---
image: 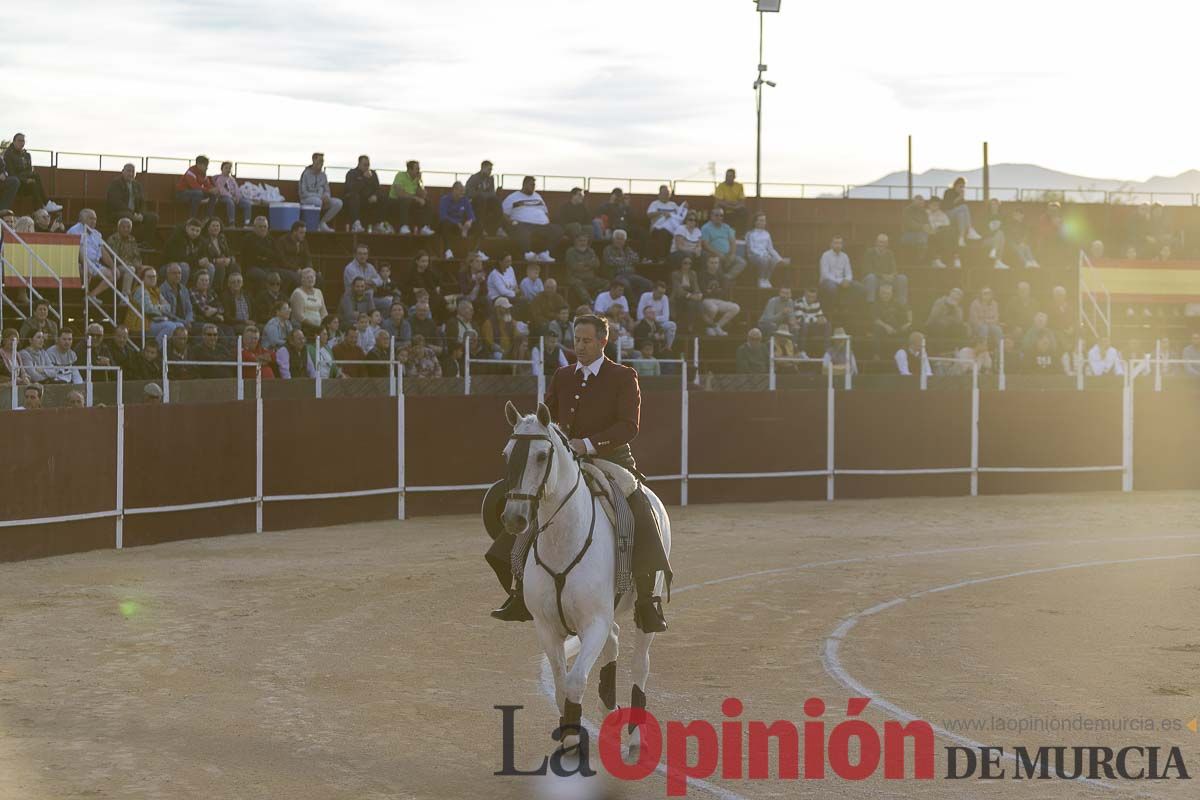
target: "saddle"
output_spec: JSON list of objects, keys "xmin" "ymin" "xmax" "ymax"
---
[{"xmin": 578, "ymin": 459, "xmax": 638, "ymax": 528}]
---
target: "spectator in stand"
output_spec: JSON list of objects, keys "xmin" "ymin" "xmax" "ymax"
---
[
  {"xmin": 529, "ymin": 277, "xmax": 568, "ymax": 335},
  {"xmin": 3, "ymin": 134, "xmax": 62, "ymax": 213},
  {"xmin": 126, "ymin": 340, "xmax": 162, "ymax": 382},
  {"xmin": 105, "ymin": 163, "xmax": 159, "ymax": 238},
  {"xmin": 176, "ymin": 155, "xmax": 217, "ymax": 219},
  {"xmin": 968, "ymin": 286, "xmax": 1003, "ymax": 347},
  {"xmin": 564, "ymin": 232, "xmax": 607, "ymax": 307},
  {"xmin": 405, "ymin": 250, "xmax": 451, "ymax": 314},
  {"xmin": 714, "ymin": 168, "xmax": 748, "ymax": 233},
  {"xmin": 277, "ymin": 328, "xmax": 316, "ymax": 379},
  {"xmin": 438, "ymin": 180, "xmax": 476, "ymax": 259},
  {"xmin": 632, "ymin": 304, "xmax": 670, "ymax": 356},
  {"xmin": 547, "ymin": 307, "xmax": 576, "ymax": 348},
  {"xmin": 159, "ymin": 262, "xmax": 195, "ymax": 332},
  {"xmin": 67, "ymin": 208, "xmax": 120, "ymax": 306},
  {"xmin": 69, "ymin": 393, "xmax": 90, "ymax": 412},
  {"xmin": 486, "ymin": 252, "xmax": 521, "ymax": 307},
  {"xmin": 375, "ymin": 262, "xmax": 401, "ymax": 307},
  {"xmin": 646, "ymin": 185, "xmax": 681, "ymax": 257},
  {"xmin": 106, "ymin": 216, "xmax": 143, "ymax": 283},
  {"xmin": 32, "ymin": 207, "xmax": 65, "ymax": 233},
  {"xmin": 1035, "ymin": 201, "xmax": 1069, "ymax": 265},
  {"xmin": 926, "ymin": 196, "xmax": 959, "ymax": 269},
  {"xmin": 382, "ymin": 301, "xmax": 412, "ymax": 344},
  {"xmin": 21, "ymin": 383, "xmax": 44, "ymax": 410},
  {"xmin": 339, "ymin": 276, "xmax": 375, "ymax": 329},
  {"xmin": 0, "ymin": 155, "xmax": 17, "ymax": 212},
  {"xmin": 537, "ymin": 330, "xmax": 572, "ymax": 372},
  {"xmin": 925, "ymin": 288, "xmax": 968, "ymax": 348},
  {"xmin": 75, "ymin": 323, "xmax": 109, "ymax": 379},
  {"xmin": 1087, "ymin": 336, "xmax": 1124, "ymax": 377},
  {"xmin": 701, "ymin": 207, "xmax": 746, "ymax": 282},
  {"xmin": 817, "ymin": 235, "xmax": 864, "ymax": 317},
  {"xmin": 895, "ymin": 331, "xmax": 932, "ymax": 377},
  {"xmin": 331, "ymin": 319, "xmax": 367, "ymax": 377},
  {"xmin": 409, "ymin": 301, "xmax": 442, "ymax": 355},
  {"xmin": 862, "ymin": 233, "xmax": 907, "ymax": 304},
  {"xmin": 871, "ymin": 282, "xmax": 911, "ymax": 359},
  {"xmin": 1023, "ymin": 333, "xmax": 1068, "ymax": 375},
  {"xmin": 795, "ymin": 286, "xmax": 829, "ymax": 358},
  {"xmin": 823, "ymin": 329, "xmax": 859, "ymax": 378},
  {"xmin": 253, "ymin": 272, "xmax": 286, "ymax": 325},
  {"xmin": 191, "ymin": 270, "xmax": 229, "ymax": 336},
  {"xmin": 699, "ymin": 255, "xmax": 740, "ymax": 336},
  {"xmin": 757, "ymin": 285, "xmax": 794, "ymax": 338},
  {"xmin": 520, "ymin": 262, "xmax": 544, "ymax": 302},
  {"xmin": 459, "ymin": 252, "xmax": 490, "ymax": 319},
  {"xmin": 503, "ymin": 176, "xmax": 563, "ymax": 262},
  {"xmin": 163, "ymin": 217, "xmax": 209, "ymax": 286},
  {"xmin": 555, "ymin": 187, "xmax": 595, "ymax": 241},
  {"xmin": 364, "ymin": 329, "xmax": 395, "ymax": 377},
  {"xmin": 1019, "ymin": 312, "xmax": 1059, "ymax": 357},
  {"xmin": 736, "ymin": 328, "xmax": 767, "ymax": 373},
  {"xmin": 594, "ymin": 281, "xmax": 629, "ymax": 317},
  {"xmin": 19, "ymin": 330, "xmax": 56, "ymax": 383},
  {"xmin": 1047, "ymin": 285, "xmax": 1074, "ymax": 340},
  {"xmin": 900, "ymin": 195, "xmax": 931, "ymax": 262},
  {"xmin": 389, "ymin": 159, "xmax": 434, "ymax": 236},
  {"xmin": 211, "ymin": 161, "xmax": 252, "ymax": 229},
  {"xmin": 127, "ymin": 267, "xmax": 182, "ymax": 343},
  {"xmin": 240, "ymin": 216, "xmax": 293, "ymax": 293},
  {"xmin": 407, "ymin": 334, "xmax": 443, "ymax": 378},
  {"xmin": 596, "ymin": 189, "xmax": 641, "ymax": 248},
  {"xmin": 298, "ymin": 152, "xmax": 342, "ymax": 233},
  {"xmin": 445, "ymin": 299, "xmax": 486, "ymax": 365},
  {"xmin": 12, "ymin": 214, "xmax": 33, "ymax": 233},
  {"xmin": 952, "ymin": 337, "xmax": 993, "ymax": 376},
  {"xmin": 1009, "ymin": 281, "xmax": 1037, "ymax": 340},
  {"xmin": 1181, "ymin": 332, "xmax": 1200, "ymax": 376},
  {"xmin": 290, "ymin": 267, "xmax": 327, "ymax": 335},
  {"xmin": 344, "ymin": 155, "xmax": 385, "ymax": 233},
  {"xmin": 670, "ymin": 256, "xmax": 705, "ymax": 336},
  {"xmin": 275, "ymin": 220, "xmax": 312, "ymax": 283},
  {"xmin": 164, "ymin": 325, "xmax": 195, "ymax": 380},
  {"xmin": 1, "ymin": 328, "xmax": 28, "ymax": 386},
  {"xmin": 635, "ymin": 281, "xmax": 676, "ymax": 349},
  {"xmin": 462, "ymin": 160, "xmax": 502, "ymax": 236},
  {"xmin": 628, "ymin": 339, "xmax": 661, "ymax": 376},
  {"xmin": 191, "ymin": 323, "xmax": 232, "ymax": 378},
  {"xmin": 237, "ymin": 325, "xmax": 275, "ymax": 379},
  {"xmin": 342, "ymin": 244, "xmax": 389, "ymax": 310},
  {"xmin": 200, "ymin": 217, "xmax": 238, "ymax": 289},
  {"xmin": 671, "ymin": 210, "xmax": 703, "ymax": 264},
  {"xmin": 1000, "ymin": 208, "xmax": 1040, "ymax": 269},
  {"xmin": 603, "ymin": 229, "xmax": 652, "ymax": 300},
  {"xmin": 19, "ymin": 299, "xmax": 59, "ymax": 342},
  {"xmin": 745, "ymin": 212, "xmax": 790, "ymax": 289},
  {"xmin": 943, "ymin": 177, "xmax": 982, "ymax": 246},
  {"xmin": 481, "ymin": 297, "xmax": 525, "ymax": 360},
  {"xmin": 222, "ymin": 272, "xmax": 252, "ymax": 334}
]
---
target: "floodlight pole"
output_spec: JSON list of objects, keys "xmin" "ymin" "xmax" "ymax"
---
[{"xmin": 755, "ymin": 10, "xmax": 764, "ymax": 207}]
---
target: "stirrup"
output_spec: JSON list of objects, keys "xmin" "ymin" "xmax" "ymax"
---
[
  {"xmin": 491, "ymin": 592, "xmax": 532, "ymax": 622},
  {"xmin": 635, "ymin": 596, "xmax": 668, "ymax": 633}
]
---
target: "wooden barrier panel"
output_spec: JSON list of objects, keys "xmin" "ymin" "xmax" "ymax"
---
[
  {"xmin": 1133, "ymin": 391, "xmax": 1200, "ymax": 491},
  {"xmin": 835, "ymin": 390, "xmax": 972, "ymax": 498},
  {"xmin": 979, "ymin": 390, "xmax": 1123, "ymax": 494}
]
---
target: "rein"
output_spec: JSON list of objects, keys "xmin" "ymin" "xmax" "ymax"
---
[{"xmin": 507, "ymin": 428, "xmax": 597, "ymax": 636}]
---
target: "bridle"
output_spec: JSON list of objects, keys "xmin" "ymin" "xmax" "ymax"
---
[{"xmin": 505, "ymin": 426, "xmax": 597, "ymax": 636}]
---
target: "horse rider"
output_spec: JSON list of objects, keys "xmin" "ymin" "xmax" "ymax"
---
[{"xmin": 483, "ymin": 313, "xmax": 671, "ymax": 633}]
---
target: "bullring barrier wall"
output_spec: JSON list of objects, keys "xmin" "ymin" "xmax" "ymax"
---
[{"xmin": 0, "ymin": 388, "xmax": 1193, "ymax": 563}]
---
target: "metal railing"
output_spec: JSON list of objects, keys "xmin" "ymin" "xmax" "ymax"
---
[
  {"xmin": 1078, "ymin": 249, "xmax": 1111, "ymax": 340},
  {"xmin": 88, "ymin": 237, "xmax": 146, "ymax": 344},
  {"xmin": 0, "ymin": 220, "xmax": 66, "ymax": 334}
]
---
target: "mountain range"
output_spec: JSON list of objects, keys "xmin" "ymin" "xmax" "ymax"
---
[{"xmin": 846, "ymin": 163, "xmax": 1200, "ymax": 202}]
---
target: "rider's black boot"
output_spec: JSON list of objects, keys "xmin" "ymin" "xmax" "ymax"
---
[
  {"xmin": 634, "ymin": 574, "xmax": 668, "ymax": 633},
  {"xmin": 491, "ymin": 579, "xmax": 533, "ymax": 622}
]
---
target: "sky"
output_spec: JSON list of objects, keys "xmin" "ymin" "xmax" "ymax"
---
[{"xmin": 5, "ymin": 0, "xmax": 1200, "ymax": 190}]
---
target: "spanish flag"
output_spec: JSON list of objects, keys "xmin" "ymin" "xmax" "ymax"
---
[{"xmin": 0, "ymin": 231, "xmax": 83, "ymax": 289}]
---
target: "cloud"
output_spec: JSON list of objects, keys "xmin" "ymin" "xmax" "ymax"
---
[{"xmin": 871, "ymin": 72, "xmax": 1059, "ymax": 111}]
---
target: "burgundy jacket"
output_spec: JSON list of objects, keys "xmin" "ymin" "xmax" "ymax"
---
[{"xmin": 545, "ymin": 356, "xmax": 640, "ymax": 454}]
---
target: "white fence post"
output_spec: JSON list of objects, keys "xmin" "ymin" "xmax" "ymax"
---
[
  {"xmin": 9, "ymin": 339, "xmax": 18, "ymax": 410},
  {"xmin": 535, "ymin": 336, "xmax": 545, "ymax": 405},
  {"xmin": 826, "ymin": 360, "xmax": 835, "ymax": 501},
  {"xmin": 970, "ymin": 362, "xmax": 980, "ymax": 497},
  {"xmin": 1122, "ymin": 368, "xmax": 1134, "ymax": 492},
  {"xmin": 255, "ymin": 366, "xmax": 264, "ymax": 533},
  {"xmin": 161, "ymin": 335, "xmax": 170, "ymax": 403},
  {"xmin": 1076, "ymin": 338, "xmax": 1084, "ymax": 391},
  {"xmin": 844, "ymin": 336, "xmax": 852, "ymax": 391},
  {"xmin": 85, "ymin": 337, "xmax": 94, "ymax": 407},
  {"xmin": 115, "ymin": 370, "xmax": 125, "ymax": 549},
  {"xmin": 1154, "ymin": 338, "xmax": 1162, "ymax": 392},
  {"xmin": 680, "ymin": 361, "xmax": 689, "ymax": 507},
  {"xmin": 768, "ymin": 335, "xmax": 776, "ymax": 391},
  {"xmin": 998, "ymin": 342, "xmax": 1006, "ymax": 391},
  {"xmin": 919, "ymin": 343, "xmax": 929, "ymax": 391},
  {"xmin": 236, "ymin": 335, "xmax": 245, "ymax": 401},
  {"xmin": 397, "ymin": 362, "xmax": 406, "ymax": 520},
  {"xmin": 388, "ymin": 335, "xmax": 396, "ymax": 397},
  {"xmin": 692, "ymin": 337, "xmax": 700, "ymax": 386},
  {"xmin": 464, "ymin": 338, "xmax": 472, "ymax": 396}
]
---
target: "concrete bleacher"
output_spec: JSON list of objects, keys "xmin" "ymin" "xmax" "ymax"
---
[{"xmin": 7, "ymin": 162, "xmax": 1200, "ymax": 373}]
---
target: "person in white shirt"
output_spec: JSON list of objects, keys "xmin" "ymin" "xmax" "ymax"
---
[
  {"xmin": 298, "ymin": 152, "xmax": 342, "ymax": 232},
  {"xmin": 594, "ymin": 281, "xmax": 630, "ymax": 317},
  {"xmin": 501, "ymin": 176, "xmax": 563, "ymax": 262},
  {"xmin": 1087, "ymin": 336, "xmax": 1125, "ymax": 376},
  {"xmin": 67, "ymin": 208, "xmax": 119, "ymax": 305},
  {"xmin": 636, "ymin": 280, "xmax": 676, "ymax": 349},
  {"xmin": 341, "ymin": 244, "xmax": 390, "ymax": 312},
  {"xmin": 486, "ymin": 253, "xmax": 521, "ymax": 308},
  {"xmin": 746, "ymin": 212, "xmax": 790, "ymax": 288},
  {"xmin": 646, "ymin": 184, "xmax": 681, "ymax": 258},
  {"xmin": 895, "ymin": 331, "xmax": 932, "ymax": 377},
  {"xmin": 817, "ymin": 235, "xmax": 864, "ymax": 318}
]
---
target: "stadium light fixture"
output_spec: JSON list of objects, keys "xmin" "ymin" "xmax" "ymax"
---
[
  {"xmin": 753, "ymin": 1, "xmax": 781, "ymax": 205},
  {"xmin": 756, "ymin": 0, "xmax": 782, "ymax": 11}
]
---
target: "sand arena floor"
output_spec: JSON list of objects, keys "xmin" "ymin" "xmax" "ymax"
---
[{"xmin": 1, "ymin": 491, "xmax": 1198, "ymax": 799}]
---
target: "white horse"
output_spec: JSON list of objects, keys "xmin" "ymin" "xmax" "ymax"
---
[{"xmin": 502, "ymin": 401, "xmax": 672, "ymax": 750}]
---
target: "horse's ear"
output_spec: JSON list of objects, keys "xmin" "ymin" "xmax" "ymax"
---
[
  {"xmin": 505, "ymin": 401, "xmax": 521, "ymax": 427},
  {"xmin": 535, "ymin": 402, "xmax": 552, "ymax": 428}
]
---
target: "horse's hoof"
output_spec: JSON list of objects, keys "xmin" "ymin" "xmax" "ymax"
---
[{"xmin": 598, "ymin": 661, "xmax": 617, "ymax": 710}]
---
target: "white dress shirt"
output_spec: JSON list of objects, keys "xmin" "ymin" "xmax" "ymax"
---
[
  {"xmin": 574, "ymin": 356, "xmax": 604, "ymax": 454},
  {"xmin": 819, "ymin": 249, "xmax": 853, "ymax": 284}
]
